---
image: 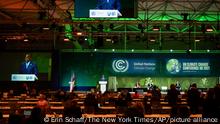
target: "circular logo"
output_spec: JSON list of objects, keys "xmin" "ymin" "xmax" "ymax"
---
[
  {"xmin": 166, "ymin": 59, "xmax": 181, "ymax": 74},
  {"xmin": 112, "ymin": 59, "xmax": 129, "ymax": 72}
]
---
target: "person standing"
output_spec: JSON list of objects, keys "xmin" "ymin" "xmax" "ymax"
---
[
  {"xmin": 96, "ymin": 0, "xmax": 121, "ymax": 11},
  {"xmin": 19, "ymin": 54, "xmax": 38, "ymax": 76}
]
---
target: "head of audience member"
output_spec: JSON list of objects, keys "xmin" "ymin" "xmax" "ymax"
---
[
  {"xmin": 64, "ymin": 100, "xmax": 82, "ymax": 118},
  {"xmin": 170, "ymin": 84, "xmax": 176, "ymax": 90},
  {"xmin": 37, "ymin": 94, "xmax": 49, "ymax": 110},
  {"xmin": 178, "ymin": 106, "xmax": 190, "ymax": 118},
  {"xmin": 26, "ymin": 107, "xmax": 45, "ymax": 124},
  {"xmin": 191, "ymin": 83, "xmax": 197, "ymax": 89},
  {"xmin": 8, "ymin": 109, "xmax": 23, "ymax": 124},
  {"xmin": 125, "ymin": 102, "xmax": 145, "ymax": 118}
]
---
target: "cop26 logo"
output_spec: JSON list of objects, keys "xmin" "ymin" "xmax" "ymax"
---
[
  {"xmin": 166, "ymin": 59, "xmax": 181, "ymax": 74},
  {"xmin": 112, "ymin": 59, "xmax": 129, "ymax": 72}
]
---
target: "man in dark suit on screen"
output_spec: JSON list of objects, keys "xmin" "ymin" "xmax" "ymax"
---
[
  {"xmin": 19, "ymin": 54, "xmax": 38, "ymax": 77},
  {"xmin": 96, "ymin": 0, "xmax": 121, "ymax": 11}
]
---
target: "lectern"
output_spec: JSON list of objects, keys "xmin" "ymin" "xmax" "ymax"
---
[
  {"xmin": 11, "ymin": 74, "xmax": 38, "ymax": 81},
  {"xmin": 99, "ymin": 81, "xmax": 108, "ymax": 94}
]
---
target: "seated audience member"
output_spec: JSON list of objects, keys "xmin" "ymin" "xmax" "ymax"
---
[
  {"xmin": 151, "ymin": 85, "xmax": 161, "ymax": 101},
  {"xmin": 170, "ymin": 105, "xmax": 190, "ymax": 118},
  {"xmin": 25, "ymin": 107, "xmax": 45, "ymax": 124},
  {"xmin": 167, "ymin": 84, "xmax": 180, "ymax": 106},
  {"xmin": 125, "ymin": 90, "xmax": 132, "ymax": 102},
  {"xmin": 124, "ymin": 102, "xmax": 145, "ymax": 124},
  {"xmin": 151, "ymin": 85, "xmax": 161, "ymax": 110},
  {"xmin": 21, "ymin": 83, "xmax": 30, "ymax": 95},
  {"xmin": 187, "ymin": 83, "xmax": 201, "ymax": 113},
  {"xmin": 178, "ymin": 105, "xmax": 190, "ymax": 118},
  {"xmin": 214, "ymin": 84, "xmax": 220, "ymax": 119},
  {"xmin": 202, "ymin": 88, "xmax": 218, "ymax": 118},
  {"xmin": 84, "ymin": 93, "xmax": 98, "ymax": 114},
  {"xmin": 64, "ymin": 96, "xmax": 82, "ymax": 118},
  {"xmin": 8, "ymin": 109, "xmax": 24, "ymax": 124},
  {"xmin": 55, "ymin": 89, "xmax": 66, "ymax": 101},
  {"xmin": 0, "ymin": 111, "xmax": 3, "ymax": 124},
  {"xmin": 36, "ymin": 94, "xmax": 49, "ymax": 112},
  {"xmin": 132, "ymin": 91, "xmax": 140, "ymax": 98}
]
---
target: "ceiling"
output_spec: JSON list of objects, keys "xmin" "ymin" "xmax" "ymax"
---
[{"xmin": 0, "ymin": 0, "xmax": 219, "ymax": 50}]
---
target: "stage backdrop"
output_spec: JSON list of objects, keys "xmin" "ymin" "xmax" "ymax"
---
[{"xmin": 60, "ymin": 51, "xmax": 220, "ymax": 90}]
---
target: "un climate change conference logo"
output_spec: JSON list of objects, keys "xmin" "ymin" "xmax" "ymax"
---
[
  {"xmin": 166, "ymin": 59, "xmax": 181, "ymax": 74},
  {"xmin": 112, "ymin": 59, "xmax": 129, "ymax": 72}
]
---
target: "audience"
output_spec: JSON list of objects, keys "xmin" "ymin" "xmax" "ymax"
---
[{"xmin": 1, "ymin": 83, "xmax": 220, "ymax": 124}]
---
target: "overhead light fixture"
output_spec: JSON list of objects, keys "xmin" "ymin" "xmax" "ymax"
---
[
  {"xmin": 76, "ymin": 32, "xmax": 82, "ymax": 36},
  {"xmin": 153, "ymin": 26, "xmax": 160, "ymax": 31},
  {"xmin": 195, "ymin": 39, "xmax": 200, "ymax": 42},
  {"xmin": 64, "ymin": 38, "xmax": 70, "ymax": 42},
  {"xmin": 131, "ymin": 49, "xmax": 134, "ymax": 52},
  {"xmin": 151, "ymin": 49, "xmax": 155, "ymax": 52},
  {"xmin": 206, "ymin": 28, "xmax": 213, "ymax": 32},
  {"xmin": 207, "ymin": 49, "xmax": 210, "ymax": 52},
  {"xmin": 170, "ymin": 49, "xmax": 173, "ymax": 52},
  {"xmin": 42, "ymin": 27, "xmax": 50, "ymax": 30},
  {"xmin": 112, "ymin": 49, "xmax": 115, "ymax": 52},
  {"xmin": 23, "ymin": 39, "xmax": 29, "ymax": 42}
]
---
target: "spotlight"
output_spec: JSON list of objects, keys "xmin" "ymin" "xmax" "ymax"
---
[
  {"xmin": 131, "ymin": 49, "xmax": 134, "ymax": 52},
  {"xmin": 112, "ymin": 49, "xmax": 115, "ymax": 52},
  {"xmin": 207, "ymin": 49, "xmax": 210, "ymax": 52},
  {"xmin": 94, "ymin": 49, "xmax": 97, "ymax": 51},
  {"xmin": 152, "ymin": 49, "xmax": 155, "ymax": 52},
  {"xmin": 170, "ymin": 49, "xmax": 173, "ymax": 52}
]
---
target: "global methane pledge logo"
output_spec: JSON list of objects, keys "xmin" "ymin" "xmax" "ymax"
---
[
  {"xmin": 112, "ymin": 59, "xmax": 129, "ymax": 72},
  {"xmin": 166, "ymin": 59, "xmax": 181, "ymax": 74}
]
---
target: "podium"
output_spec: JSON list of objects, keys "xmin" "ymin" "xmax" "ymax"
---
[
  {"xmin": 11, "ymin": 74, "xmax": 38, "ymax": 81},
  {"xmin": 99, "ymin": 81, "xmax": 108, "ymax": 94},
  {"xmin": 89, "ymin": 9, "xmax": 121, "ymax": 18}
]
